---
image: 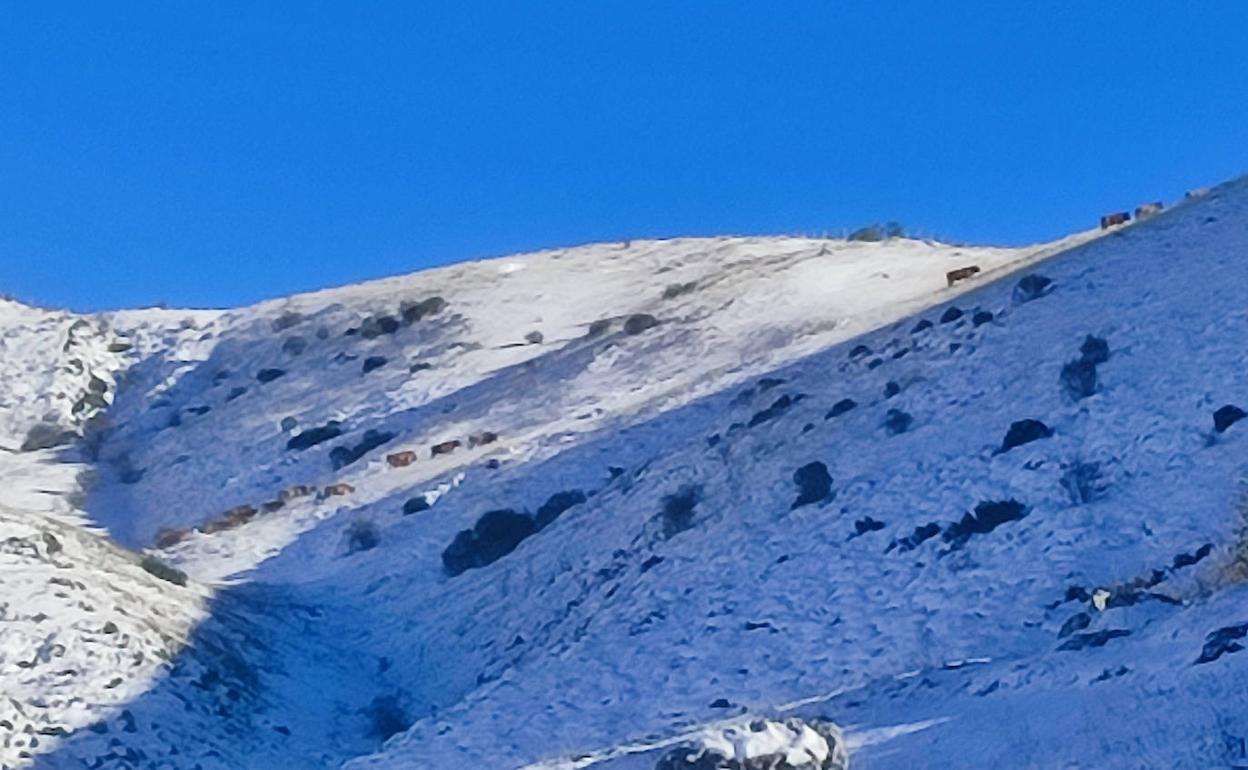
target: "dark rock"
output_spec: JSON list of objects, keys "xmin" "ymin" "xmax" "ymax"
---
[
  {"xmin": 883, "ymin": 381, "xmax": 901, "ymax": 399},
  {"xmin": 883, "ymin": 409, "xmax": 912, "ymax": 435},
  {"xmin": 286, "ymin": 422, "xmax": 344, "ymax": 451},
  {"xmin": 88, "ymin": 375, "xmax": 108, "ymax": 394},
  {"xmin": 271, "ymin": 312, "xmax": 304, "ymax": 333},
  {"xmin": 279, "ymin": 416, "xmax": 298, "ymax": 432},
  {"xmin": 640, "ymin": 555, "xmax": 663, "ymax": 572},
  {"xmin": 1060, "ymin": 359, "xmax": 1097, "ymax": 401},
  {"xmin": 409, "ymin": 362, "xmax": 433, "ymax": 372},
  {"xmin": 1214, "ymin": 404, "xmax": 1247, "ymax": 434},
  {"xmin": 888, "ymin": 523, "xmax": 941, "ymax": 552},
  {"xmin": 226, "ymin": 386, "xmax": 247, "ymax": 401},
  {"xmin": 623, "ymin": 314, "xmax": 660, "ymax": 335},
  {"xmin": 345, "ymin": 520, "xmax": 380, "ymax": 554},
  {"xmin": 1058, "ymin": 629, "xmax": 1130, "ymax": 651},
  {"xmin": 107, "ymin": 341, "xmax": 133, "ymax": 353},
  {"xmin": 256, "ymin": 368, "xmax": 286, "ymax": 384},
  {"xmin": 1000, "ymin": 419, "xmax": 1052, "ymax": 452},
  {"xmin": 1013, "ymin": 274, "xmax": 1054, "ymax": 304},
  {"xmin": 758, "ymin": 377, "xmax": 785, "ymax": 391},
  {"xmin": 403, "ymin": 496, "xmax": 430, "ymax": 515},
  {"xmin": 791, "ymin": 462, "xmax": 833, "ymax": 509},
  {"xmin": 442, "ymin": 510, "xmax": 538, "ymax": 576},
  {"xmin": 867, "ymin": 358, "xmax": 884, "ymax": 370},
  {"xmin": 662, "ymin": 281, "xmax": 698, "ymax": 299},
  {"xmin": 362, "ymin": 356, "xmax": 388, "ymax": 374},
  {"xmin": 971, "ymin": 310, "xmax": 994, "ymax": 327},
  {"xmin": 1061, "ymin": 461, "xmax": 1105, "ymax": 504},
  {"xmin": 1173, "ymin": 544, "xmax": 1214, "ymax": 569},
  {"xmin": 826, "ymin": 398, "xmax": 857, "ymax": 419},
  {"xmin": 939, "ymin": 307, "xmax": 963, "ymax": 324},
  {"xmin": 911, "ymin": 319, "xmax": 933, "ymax": 334},
  {"xmin": 944, "ymin": 499, "xmax": 1028, "ymax": 547},
  {"xmin": 140, "ymin": 556, "xmax": 187, "ymax": 587},
  {"xmin": 1079, "ymin": 335, "xmax": 1109, "ymax": 365},
  {"xmin": 586, "ymin": 319, "xmax": 612, "ymax": 337},
  {"xmin": 524, "ymin": 330, "xmax": 544, "ymax": 345},
  {"xmin": 534, "ymin": 490, "xmax": 588, "ymax": 529},
  {"xmin": 848, "ymin": 344, "xmax": 871, "ymax": 359}
]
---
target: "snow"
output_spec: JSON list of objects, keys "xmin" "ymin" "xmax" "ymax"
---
[{"xmin": 2, "ymin": 181, "xmax": 1247, "ymax": 769}]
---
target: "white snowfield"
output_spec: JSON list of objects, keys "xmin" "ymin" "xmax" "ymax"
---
[{"xmin": 0, "ymin": 180, "xmax": 1246, "ymax": 770}]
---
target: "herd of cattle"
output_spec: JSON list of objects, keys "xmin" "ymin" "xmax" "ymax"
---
[
  {"xmin": 151, "ymin": 429, "xmax": 502, "ymax": 549},
  {"xmin": 945, "ymin": 186, "xmax": 1211, "ymax": 289}
]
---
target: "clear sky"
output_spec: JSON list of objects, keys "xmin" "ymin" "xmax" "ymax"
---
[{"xmin": 2, "ymin": 2, "xmax": 1246, "ymax": 311}]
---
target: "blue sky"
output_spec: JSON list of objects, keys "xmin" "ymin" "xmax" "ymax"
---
[{"xmin": 2, "ymin": 2, "xmax": 1245, "ymax": 311}]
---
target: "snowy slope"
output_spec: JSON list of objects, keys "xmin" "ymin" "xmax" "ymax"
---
[{"xmin": 2, "ymin": 186, "xmax": 1247, "ymax": 770}]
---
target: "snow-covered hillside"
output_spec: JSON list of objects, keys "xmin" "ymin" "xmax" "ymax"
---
[{"xmin": 2, "ymin": 183, "xmax": 1247, "ymax": 769}]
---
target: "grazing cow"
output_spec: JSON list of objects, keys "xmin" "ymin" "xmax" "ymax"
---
[
  {"xmin": 386, "ymin": 450, "xmax": 418, "ymax": 468},
  {"xmin": 430, "ymin": 440, "xmax": 461, "ymax": 458},
  {"xmin": 153, "ymin": 527, "xmax": 191, "ymax": 549},
  {"xmin": 278, "ymin": 484, "xmax": 316, "ymax": 502},
  {"xmin": 945, "ymin": 266, "xmax": 981, "ymax": 288},
  {"xmin": 321, "ymin": 483, "xmax": 355, "ymax": 498},
  {"xmin": 1186, "ymin": 187, "xmax": 1210, "ymax": 200},
  {"xmin": 467, "ymin": 431, "xmax": 498, "ymax": 448},
  {"xmin": 1134, "ymin": 201, "xmax": 1163, "ymax": 220},
  {"xmin": 1100, "ymin": 212, "xmax": 1130, "ymax": 229}
]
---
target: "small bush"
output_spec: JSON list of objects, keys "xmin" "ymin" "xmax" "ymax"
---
[
  {"xmin": 346, "ymin": 520, "xmax": 380, "ymax": 554},
  {"xmin": 365, "ymin": 694, "xmax": 410, "ymax": 741},
  {"xmin": 661, "ymin": 281, "xmax": 698, "ymax": 300},
  {"xmin": 848, "ymin": 221, "xmax": 905, "ymax": 242},
  {"xmin": 660, "ymin": 486, "xmax": 701, "ymax": 539},
  {"xmin": 1060, "ymin": 359, "xmax": 1097, "ymax": 401}
]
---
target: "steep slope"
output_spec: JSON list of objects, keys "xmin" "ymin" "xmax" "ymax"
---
[{"xmin": 1, "ymin": 185, "xmax": 1245, "ymax": 770}]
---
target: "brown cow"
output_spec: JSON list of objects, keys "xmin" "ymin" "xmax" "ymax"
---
[
  {"xmin": 153, "ymin": 527, "xmax": 191, "ymax": 549},
  {"xmin": 1134, "ymin": 201, "xmax": 1163, "ymax": 220},
  {"xmin": 386, "ymin": 450, "xmax": 418, "ymax": 468},
  {"xmin": 430, "ymin": 440, "xmax": 461, "ymax": 458},
  {"xmin": 1100, "ymin": 212, "xmax": 1130, "ymax": 229},
  {"xmin": 945, "ymin": 266, "xmax": 981, "ymax": 288},
  {"xmin": 467, "ymin": 431, "xmax": 498, "ymax": 448},
  {"xmin": 279, "ymin": 484, "xmax": 316, "ymax": 502},
  {"xmin": 321, "ymin": 483, "xmax": 355, "ymax": 498}
]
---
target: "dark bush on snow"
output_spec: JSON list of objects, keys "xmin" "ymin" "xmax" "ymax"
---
[
  {"xmin": 399, "ymin": 296, "xmax": 447, "ymax": 324},
  {"xmin": 883, "ymin": 409, "xmax": 912, "ymax": 435},
  {"xmin": 280, "ymin": 416, "xmax": 298, "ymax": 432},
  {"xmin": 825, "ymin": 398, "xmax": 857, "ymax": 419},
  {"xmin": 972, "ymin": 310, "xmax": 994, "ymax": 327},
  {"xmin": 362, "ymin": 355, "xmax": 388, "ymax": 374},
  {"xmin": 883, "ymin": 381, "xmax": 901, "ymax": 399},
  {"xmin": 1013, "ymin": 274, "xmax": 1053, "ymax": 303},
  {"xmin": 911, "ymin": 319, "xmax": 933, "ymax": 334},
  {"xmin": 662, "ymin": 281, "xmax": 698, "ymax": 299},
  {"xmin": 256, "ymin": 368, "xmax": 286, "ymax": 384},
  {"xmin": 1000, "ymin": 419, "xmax": 1052, "ymax": 452},
  {"xmin": 848, "ymin": 222, "xmax": 904, "ymax": 242},
  {"xmin": 1079, "ymin": 335, "xmax": 1110, "ymax": 366},
  {"xmin": 1060, "ymin": 359, "xmax": 1097, "ymax": 401},
  {"xmin": 848, "ymin": 344, "xmax": 871, "ymax": 359},
  {"xmin": 346, "ymin": 520, "xmax": 380, "ymax": 554},
  {"xmin": 939, "ymin": 306, "xmax": 963, "ymax": 324},
  {"xmin": 21, "ymin": 422, "xmax": 77, "ymax": 452},
  {"xmin": 1195, "ymin": 623, "xmax": 1248, "ymax": 664},
  {"xmin": 287, "ymin": 421, "xmax": 345, "ymax": 451},
  {"xmin": 1061, "ymin": 460, "xmax": 1105, "ymax": 504},
  {"xmin": 660, "ymin": 486, "xmax": 701, "ymax": 539},
  {"xmin": 365, "ymin": 694, "xmax": 411, "ymax": 740},
  {"xmin": 1214, "ymin": 404, "xmax": 1247, "ymax": 434},
  {"xmin": 853, "ymin": 516, "xmax": 885, "ymax": 536},
  {"xmin": 586, "ymin": 319, "xmax": 612, "ymax": 338},
  {"xmin": 534, "ymin": 489, "xmax": 587, "ymax": 529},
  {"xmin": 944, "ymin": 499, "xmax": 1027, "ymax": 547},
  {"xmin": 624, "ymin": 314, "xmax": 660, "ymax": 335},
  {"xmin": 524, "ymin": 330, "xmax": 544, "ymax": 344},
  {"xmin": 330, "ymin": 429, "xmax": 396, "ymax": 470},
  {"xmin": 887, "ymin": 523, "xmax": 941, "ymax": 552},
  {"xmin": 792, "ymin": 462, "xmax": 833, "ymax": 509},
  {"xmin": 140, "ymin": 555, "xmax": 188, "ymax": 587},
  {"xmin": 749, "ymin": 394, "xmax": 801, "ymax": 427},
  {"xmin": 443, "ymin": 509, "xmax": 538, "ymax": 576},
  {"xmin": 281, "ymin": 336, "xmax": 307, "ymax": 356}
]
